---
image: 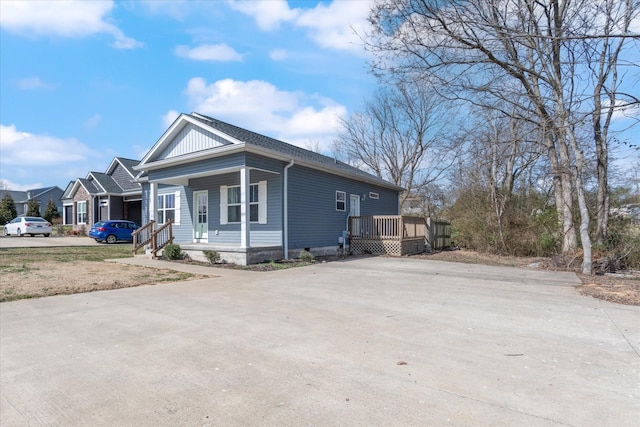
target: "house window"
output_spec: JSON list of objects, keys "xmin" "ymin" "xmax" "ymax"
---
[
  {"xmin": 220, "ymin": 181, "xmax": 267, "ymax": 225},
  {"xmin": 227, "ymin": 184, "xmax": 259, "ymax": 223},
  {"xmin": 249, "ymin": 184, "xmax": 259, "ymax": 222},
  {"xmin": 157, "ymin": 193, "xmax": 175, "ymax": 224},
  {"xmin": 77, "ymin": 201, "xmax": 87, "ymax": 224},
  {"xmin": 227, "ymin": 186, "xmax": 241, "ymax": 223},
  {"xmin": 336, "ymin": 191, "xmax": 346, "ymax": 211}
]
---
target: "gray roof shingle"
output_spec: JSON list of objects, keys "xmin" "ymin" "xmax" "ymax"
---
[
  {"xmin": 114, "ymin": 157, "xmax": 140, "ymax": 176},
  {"xmin": 189, "ymin": 113, "xmax": 402, "ymax": 190},
  {"xmin": 78, "ymin": 178, "xmax": 100, "ymax": 195},
  {"xmin": 88, "ymin": 172, "xmax": 123, "ymax": 194}
]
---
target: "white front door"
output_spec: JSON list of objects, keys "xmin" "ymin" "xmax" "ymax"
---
[
  {"xmin": 349, "ymin": 194, "xmax": 361, "ymax": 236},
  {"xmin": 194, "ymin": 191, "xmax": 208, "ymax": 242},
  {"xmin": 350, "ymin": 194, "xmax": 360, "ymax": 217}
]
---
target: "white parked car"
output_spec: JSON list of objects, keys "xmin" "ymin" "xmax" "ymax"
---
[{"xmin": 3, "ymin": 217, "xmax": 52, "ymax": 237}]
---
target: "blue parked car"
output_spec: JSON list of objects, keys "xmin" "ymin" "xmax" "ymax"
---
[{"xmin": 89, "ymin": 220, "xmax": 140, "ymax": 244}]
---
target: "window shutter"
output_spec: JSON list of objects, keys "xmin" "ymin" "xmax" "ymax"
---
[
  {"xmin": 174, "ymin": 191, "xmax": 181, "ymax": 225},
  {"xmin": 258, "ymin": 181, "xmax": 267, "ymax": 224},
  {"xmin": 220, "ymin": 185, "xmax": 228, "ymax": 225}
]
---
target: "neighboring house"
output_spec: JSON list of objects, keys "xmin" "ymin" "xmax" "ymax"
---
[
  {"xmin": 3, "ymin": 187, "xmax": 64, "ymax": 217},
  {"xmin": 134, "ymin": 113, "xmax": 404, "ymax": 265},
  {"xmin": 61, "ymin": 157, "xmax": 142, "ymax": 229},
  {"xmin": 403, "ymin": 194, "xmax": 427, "ymax": 216}
]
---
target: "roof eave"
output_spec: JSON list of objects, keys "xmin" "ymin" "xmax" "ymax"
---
[
  {"xmin": 135, "ymin": 142, "xmax": 403, "ymax": 192},
  {"xmin": 244, "ymin": 144, "xmax": 405, "ymax": 192}
]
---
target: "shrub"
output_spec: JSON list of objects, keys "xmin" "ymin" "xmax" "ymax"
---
[
  {"xmin": 26, "ymin": 199, "xmax": 40, "ymax": 216},
  {"xmin": 163, "ymin": 244, "xmax": 183, "ymax": 260},
  {"xmin": 203, "ymin": 250, "xmax": 220, "ymax": 264},
  {"xmin": 54, "ymin": 224, "xmax": 70, "ymax": 237},
  {"xmin": 66, "ymin": 228, "xmax": 83, "ymax": 236},
  {"xmin": 600, "ymin": 219, "xmax": 640, "ymax": 271},
  {"xmin": 0, "ymin": 192, "xmax": 17, "ymax": 225},
  {"xmin": 299, "ymin": 250, "xmax": 315, "ymax": 263},
  {"xmin": 43, "ymin": 199, "xmax": 61, "ymax": 222}
]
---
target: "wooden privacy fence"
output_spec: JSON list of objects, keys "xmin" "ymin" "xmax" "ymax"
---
[
  {"xmin": 132, "ymin": 219, "xmax": 174, "ymax": 258},
  {"xmin": 426, "ymin": 218, "xmax": 451, "ymax": 250}
]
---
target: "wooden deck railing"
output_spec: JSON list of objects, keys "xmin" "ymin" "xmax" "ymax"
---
[
  {"xmin": 132, "ymin": 219, "xmax": 174, "ymax": 258},
  {"xmin": 132, "ymin": 220, "xmax": 155, "ymax": 254},
  {"xmin": 151, "ymin": 220, "xmax": 174, "ymax": 258},
  {"xmin": 349, "ymin": 215, "xmax": 427, "ymax": 240}
]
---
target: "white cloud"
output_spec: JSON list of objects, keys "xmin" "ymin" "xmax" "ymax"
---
[
  {"xmin": 83, "ymin": 114, "xmax": 102, "ymax": 130},
  {"xmin": 0, "ymin": 124, "xmax": 99, "ymax": 166},
  {"xmin": 295, "ymin": 1, "xmax": 372, "ymax": 53},
  {"xmin": 0, "ymin": 0, "xmax": 142, "ymax": 49},
  {"xmin": 603, "ymin": 99, "xmax": 640, "ymax": 121},
  {"xmin": 175, "ymin": 43, "xmax": 243, "ymax": 62},
  {"xmin": 162, "ymin": 110, "xmax": 180, "ymax": 128},
  {"xmin": 135, "ymin": 0, "xmax": 191, "ymax": 20},
  {"xmin": 183, "ymin": 78, "xmax": 347, "ymax": 151},
  {"xmin": 0, "ymin": 124, "xmax": 105, "ymax": 189},
  {"xmin": 0, "ymin": 179, "xmax": 42, "ymax": 192},
  {"xmin": 230, "ymin": 0, "xmax": 372, "ymax": 53},
  {"xmin": 17, "ymin": 77, "xmax": 52, "ymax": 90},
  {"xmin": 229, "ymin": 0, "xmax": 299, "ymax": 30},
  {"xmin": 269, "ymin": 49, "xmax": 288, "ymax": 61}
]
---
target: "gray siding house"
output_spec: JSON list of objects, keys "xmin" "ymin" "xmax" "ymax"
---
[
  {"xmin": 135, "ymin": 113, "xmax": 403, "ymax": 264},
  {"xmin": 61, "ymin": 157, "xmax": 142, "ymax": 229},
  {"xmin": 3, "ymin": 187, "xmax": 64, "ymax": 217}
]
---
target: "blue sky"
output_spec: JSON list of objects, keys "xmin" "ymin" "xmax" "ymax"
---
[
  {"xmin": 1, "ymin": 0, "xmax": 637, "ymax": 192},
  {"xmin": 0, "ymin": 0, "xmax": 378, "ymax": 190}
]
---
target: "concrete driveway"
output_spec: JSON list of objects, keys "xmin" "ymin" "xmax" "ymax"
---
[{"xmin": 1, "ymin": 257, "xmax": 638, "ymax": 426}]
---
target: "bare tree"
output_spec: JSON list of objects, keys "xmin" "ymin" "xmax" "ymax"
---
[
  {"xmin": 580, "ymin": 0, "xmax": 640, "ymax": 244},
  {"xmin": 483, "ymin": 110, "xmax": 545, "ymax": 250},
  {"xmin": 335, "ymin": 81, "xmax": 456, "ymax": 209},
  {"xmin": 303, "ymin": 139, "xmax": 324, "ymax": 154},
  {"xmin": 365, "ymin": 0, "xmax": 640, "ymax": 273}
]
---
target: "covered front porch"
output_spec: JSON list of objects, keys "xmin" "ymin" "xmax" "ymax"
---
[
  {"xmin": 134, "ymin": 158, "xmax": 286, "ymax": 265},
  {"xmin": 133, "ymin": 216, "xmax": 284, "ymax": 266}
]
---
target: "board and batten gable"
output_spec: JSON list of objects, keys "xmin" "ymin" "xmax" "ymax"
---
[
  {"xmin": 158, "ymin": 122, "xmax": 232, "ymax": 160},
  {"xmin": 287, "ymin": 164, "xmax": 399, "ymax": 250}
]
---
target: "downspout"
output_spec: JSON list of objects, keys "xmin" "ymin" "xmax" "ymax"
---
[{"xmin": 283, "ymin": 160, "xmax": 295, "ymax": 260}]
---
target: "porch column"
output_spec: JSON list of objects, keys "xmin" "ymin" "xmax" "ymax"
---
[
  {"xmin": 240, "ymin": 166, "xmax": 250, "ymax": 249},
  {"xmin": 149, "ymin": 182, "xmax": 157, "ymax": 222}
]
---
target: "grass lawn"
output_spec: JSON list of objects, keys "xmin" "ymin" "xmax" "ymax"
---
[{"xmin": 0, "ymin": 246, "xmax": 207, "ymax": 302}]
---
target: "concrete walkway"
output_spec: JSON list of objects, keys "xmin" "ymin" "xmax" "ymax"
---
[{"xmin": 1, "ymin": 256, "xmax": 638, "ymax": 426}]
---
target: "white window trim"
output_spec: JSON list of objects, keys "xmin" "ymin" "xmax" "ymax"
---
[
  {"xmin": 77, "ymin": 201, "xmax": 87, "ymax": 225},
  {"xmin": 157, "ymin": 191, "xmax": 181, "ymax": 225},
  {"xmin": 336, "ymin": 190, "xmax": 346, "ymax": 211},
  {"xmin": 220, "ymin": 181, "xmax": 267, "ymax": 225}
]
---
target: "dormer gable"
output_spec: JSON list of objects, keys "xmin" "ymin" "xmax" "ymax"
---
[{"xmin": 139, "ymin": 113, "xmax": 242, "ymax": 166}]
